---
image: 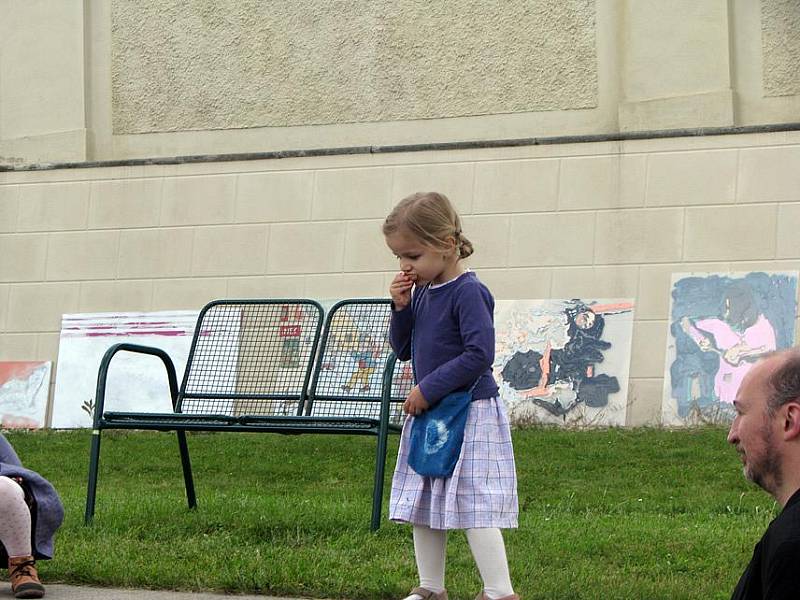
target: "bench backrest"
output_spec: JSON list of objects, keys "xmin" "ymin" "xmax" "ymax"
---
[
  {"xmin": 306, "ymin": 299, "xmax": 410, "ymax": 426},
  {"xmin": 177, "ymin": 299, "xmax": 323, "ymax": 416}
]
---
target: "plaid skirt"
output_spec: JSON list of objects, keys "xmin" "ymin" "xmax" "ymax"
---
[{"xmin": 389, "ymin": 396, "xmax": 519, "ymax": 530}]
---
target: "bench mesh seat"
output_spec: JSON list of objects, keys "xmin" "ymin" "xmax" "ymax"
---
[
  {"xmin": 103, "ymin": 411, "xmax": 384, "ymax": 431},
  {"xmin": 102, "ymin": 411, "xmax": 239, "ymax": 426}
]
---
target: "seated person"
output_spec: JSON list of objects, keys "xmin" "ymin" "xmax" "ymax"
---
[
  {"xmin": 728, "ymin": 348, "xmax": 800, "ymax": 599},
  {"xmin": 0, "ymin": 433, "xmax": 64, "ymax": 599}
]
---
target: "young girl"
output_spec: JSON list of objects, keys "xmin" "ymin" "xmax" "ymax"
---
[{"xmin": 384, "ymin": 192, "xmax": 519, "ymax": 600}]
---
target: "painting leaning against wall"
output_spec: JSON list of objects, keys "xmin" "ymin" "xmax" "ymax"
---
[
  {"xmin": 0, "ymin": 362, "xmax": 52, "ymax": 429},
  {"xmin": 494, "ymin": 299, "xmax": 635, "ymax": 427},
  {"xmin": 52, "ymin": 311, "xmax": 199, "ymax": 428},
  {"xmin": 661, "ymin": 271, "xmax": 799, "ymax": 426}
]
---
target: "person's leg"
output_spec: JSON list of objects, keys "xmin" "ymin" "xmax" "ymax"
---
[
  {"xmin": 0, "ymin": 476, "xmax": 32, "ymax": 557},
  {"xmin": 355, "ymin": 368, "xmax": 368, "ymax": 388},
  {"xmin": 360, "ymin": 368, "xmax": 375, "ymax": 390},
  {"xmin": 0, "ymin": 476, "xmax": 45, "ymax": 598},
  {"xmin": 465, "ymin": 528, "xmax": 515, "ymax": 599},
  {"xmin": 343, "ymin": 370, "xmax": 356, "ymax": 390},
  {"xmin": 401, "ymin": 525, "xmax": 447, "ymax": 599}
]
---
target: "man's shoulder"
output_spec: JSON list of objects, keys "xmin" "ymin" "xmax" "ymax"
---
[
  {"xmin": 755, "ymin": 498, "xmax": 800, "ymax": 589},
  {"xmin": 755, "ymin": 510, "xmax": 800, "ymax": 600},
  {"xmin": 764, "ymin": 499, "xmax": 800, "ymax": 551}
]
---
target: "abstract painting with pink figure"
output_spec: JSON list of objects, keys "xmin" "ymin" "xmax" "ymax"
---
[{"xmin": 662, "ymin": 271, "xmax": 798, "ymax": 426}]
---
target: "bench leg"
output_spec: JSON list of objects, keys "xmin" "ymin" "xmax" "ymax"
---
[
  {"xmin": 177, "ymin": 431, "xmax": 197, "ymax": 509},
  {"xmin": 84, "ymin": 429, "xmax": 102, "ymax": 525},
  {"xmin": 371, "ymin": 427, "xmax": 390, "ymax": 532}
]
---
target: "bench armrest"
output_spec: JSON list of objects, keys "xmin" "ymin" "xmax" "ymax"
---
[{"xmin": 92, "ymin": 343, "xmax": 180, "ymax": 428}]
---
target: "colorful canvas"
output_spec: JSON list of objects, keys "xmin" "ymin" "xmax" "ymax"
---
[
  {"xmin": 52, "ymin": 311, "xmax": 199, "ymax": 428},
  {"xmin": 494, "ymin": 299, "xmax": 635, "ymax": 426},
  {"xmin": 305, "ymin": 299, "xmax": 405, "ymax": 424},
  {"xmin": 0, "ymin": 361, "xmax": 52, "ymax": 429},
  {"xmin": 317, "ymin": 301, "xmax": 393, "ymax": 396},
  {"xmin": 662, "ymin": 271, "xmax": 798, "ymax": 426}
]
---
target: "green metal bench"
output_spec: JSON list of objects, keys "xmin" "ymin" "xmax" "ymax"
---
[{"xmin": 84, "ymin": 298, "xmax": 408, "ymax": 531}]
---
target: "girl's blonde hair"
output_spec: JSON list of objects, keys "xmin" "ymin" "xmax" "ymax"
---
[{"xmin": 382, "ymin": 192, "xmax": 474, "ymax": 259}]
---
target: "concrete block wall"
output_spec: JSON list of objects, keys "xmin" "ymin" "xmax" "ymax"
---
[{"xmin": 2, "ymin": 130, "xmax": 799, "ymax": 425}]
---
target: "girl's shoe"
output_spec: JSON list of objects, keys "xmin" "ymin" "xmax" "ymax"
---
[
  {"xmin": 8, "ymin": 555, "xmax": 45, "ymax": 599},
  {"xmin": 474, "ymin": 593, "xmax": 520, "ymax": 600},
  {"xmin": 409, "ymin": 587, "xmax": 449, "ymax": 600}
]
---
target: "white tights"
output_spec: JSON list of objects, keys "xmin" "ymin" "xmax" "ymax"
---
[
  {"xmin": 0, "ymin": 476, "xmax": 32, "ymax": 558},
  {"xmin": 402, "ymin": 525, "xmax": 515, "ymax": 599}
]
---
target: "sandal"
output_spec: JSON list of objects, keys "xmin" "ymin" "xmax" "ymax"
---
[{"xmin": 410, "ymin": 587, "xmax": 448, "ymax": 600}]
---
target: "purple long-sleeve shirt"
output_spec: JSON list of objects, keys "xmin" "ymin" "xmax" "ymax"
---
[{"xmin": 389, "ymin": 271, "xmax": 499, "ymax": 405}]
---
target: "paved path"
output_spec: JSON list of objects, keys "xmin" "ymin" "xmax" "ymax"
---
[{"xmin": 0, "ymin": 583, "xmax": 317, "ymax": 599}]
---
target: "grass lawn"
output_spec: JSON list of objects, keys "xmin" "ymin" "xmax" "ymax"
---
[{"xmin": 6, "ymin": 427, "xmax": 773, "ymax": 600}]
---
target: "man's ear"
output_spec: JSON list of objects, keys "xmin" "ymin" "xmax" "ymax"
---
[{"xmin": 783, "ymin": 401, "xmax": 800, "ymax": 441}]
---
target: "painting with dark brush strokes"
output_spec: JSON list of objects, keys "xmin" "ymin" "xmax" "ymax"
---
[
  {"xmin": 661, "ymin": 271, "xmax": 798, "ymax": 426},
  {"xmin": 494, "ymin": 299, "xmax": 635, "ymax": 427}
]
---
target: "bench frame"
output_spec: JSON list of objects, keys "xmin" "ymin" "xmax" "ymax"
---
[{"xmin": 84, "ymin": 298, "xmax": 404, "ymax": 531}]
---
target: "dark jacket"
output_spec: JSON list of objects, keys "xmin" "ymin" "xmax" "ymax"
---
[{"xmin": 731, "ymin": 488, "xmax": 800, "ymax": 600}]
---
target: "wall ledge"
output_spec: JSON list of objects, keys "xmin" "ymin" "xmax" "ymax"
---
[{"xmin": 3, "ymin": 122, "xmax": 800, "ymax": 173}]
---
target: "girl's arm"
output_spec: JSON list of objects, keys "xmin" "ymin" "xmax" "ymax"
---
[
  {"xmin": 727, "ymin": 315, "xmax": 777, "ymax": 363},
  {"xmin": 521, "ymin": 342, "xmax": 552, "ymax": 398},
  {"xmin": 387, "ymin": 273, "xmax": 414, "ymax": 361},
  {"xmin": 417, "ymin": 282, "xmax": 494, "ymax": 404},
  {"xmin": 389, "ymin": 304, "xmax": 412, "ymax": 361},
  {"xmin": 680, "ymin": 316, "xmax": 714, "ymax": 351}
]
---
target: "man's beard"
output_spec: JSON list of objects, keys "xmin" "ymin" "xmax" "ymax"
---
[{"xmin": 745, "ymin": 422, "xmax": 783, "ymax": 495}]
